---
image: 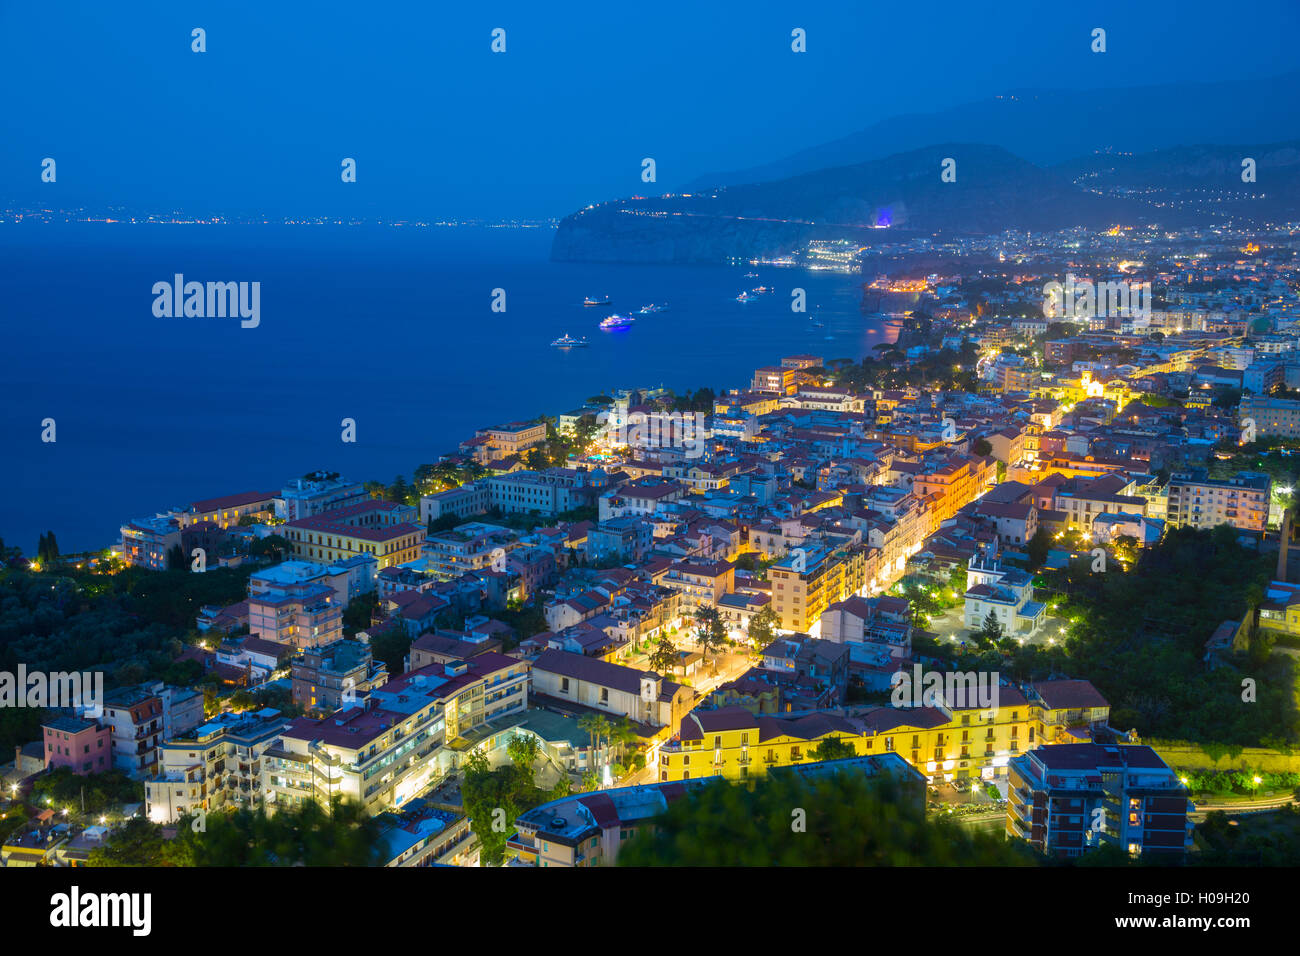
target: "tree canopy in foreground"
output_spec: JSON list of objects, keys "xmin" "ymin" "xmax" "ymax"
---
[{"xmin": 617, "ymin": 774, "xmax": 1039, "ymax": 866}]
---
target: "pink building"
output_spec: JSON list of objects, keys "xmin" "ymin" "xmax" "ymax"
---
[{"xmin": 42, "ymin": 716, "xmax": 112, "ymax": 775}]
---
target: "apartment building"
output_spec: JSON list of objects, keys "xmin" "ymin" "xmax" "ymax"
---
[
  {"xmin": 912, "ymin": 454, "xmax": 996, "ymax": 525},
  {"xmin": 1025, "ymin": 680, "xmax": 1112, "ymax": 745},
  {"xmin": 510, "ymin": 778, "xmax": 716, "ymax": 867},
  {"xmin": 285, "ymin": 499, "xmax": 424, "ymax": 570},
  {"xmin": 1006, "ymin": 743, "xmax": 1194, "ymax": 859},
  {"xmin": 277, "ymin": 473, "xmax": 369, "ymax": 521},
  {"xmin": 378, "ymin": 802, "xmax": 477, "ymax": 867},
  {"xmin": 422, "ymin": 522, "xmax": 517, "ymax": 579},
  {"xmin": 264, "ymin": 653, "xmax": 529, "ymax": 816},
  {"xmin": 1240, "ymin": 393, "xmax": 1300, "ymax": 440},
  {"xmin": 420, "ymin": 482, "xmax": 491, "ymax": 523},
  {"xmin": 144, "ymin": 708, "xmax": 292, "ymax": 824},
  {"xmin": 1165, "ymin": 470, "xmax": 1270, "ymax": 533},
  {"xmin": 119, "ymin": 515, "xmax": 183, "ymax": 570},
  {"xmin": 292, "ymin": 639, "xmax": 389, "ymax": 715},
  {"xmin": 90, "ymin": 683, "xmax": 204, "ymax": 778},
  {"xmin": 249, "ymin": 557, "xmax": 378, "ymax": 607},
  {"xmin": 660, "ymin": 559, "xmax": 736, "ymax": 619},
  {"xmin": 598, "ymin": 478, "xmax": 688, "ymax": 521},
  {"xmin": 247, "ymin": 578, "xmax": 344, "ymax": 649},
  {"xmin": 486, "ymin": 468, "xmax": 606, "ymax": 516},
  {"xmin": 587, "ymin": 517, "xmax": 653, "ymax": 563},
  {"xmin": 768, "ymin": 546, "xmax": 849, "ymax": 633}
]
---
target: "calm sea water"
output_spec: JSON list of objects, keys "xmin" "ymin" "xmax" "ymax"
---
[{"xmin": 0, "ymin": 224, "xmax": 893, "ymax": 552}]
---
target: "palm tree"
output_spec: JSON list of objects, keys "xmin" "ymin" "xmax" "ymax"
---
[
  {"xmin": 578, "ymin": 713, "xmax": 612, "ymax": 782},
  {"xmin": 609, "ymin": 718, "xmax": 639, "ymax": 772}
]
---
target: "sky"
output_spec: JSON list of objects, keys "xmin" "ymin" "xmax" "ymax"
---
[{"xmin": 2, "ymin": 0, "xmax": 1298, "ymax": 220}]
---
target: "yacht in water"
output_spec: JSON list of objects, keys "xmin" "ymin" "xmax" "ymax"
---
[
  {"xmin": 638, "ymin": 303, "xmax": 667, "ymax": 314},
  {"xmin": 583, "ymin": 295, "xmax": 611, "ymax": 307},
  {"xmin": 599, "ymin": 313, "xmax": 635, "ymax": 330},
  {"xmin": 550, "ymin": 333, "xmax": 588, "ymax": 348},
  {"xmin": 735, "ymin": 291, "xmax": 755, "ymax": 303}
]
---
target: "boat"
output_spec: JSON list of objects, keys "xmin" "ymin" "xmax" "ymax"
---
[
  {"xmin": 638, "ymin": 303, "xmax": 667, "ymax": 314},
  {"xmin": 752, "ymin": 286, "xmax": 772, "ymax": 294},
  {"xmin": 583, "ymin": 295, "xmax": 611, "ymax": 307},
  {"xmin": 743, "ymin": 271, "xmax": 759, "ymax": 278},
  {"xmin": 599, "ymin": 313, "xmax": 635, "ymax": 330},
  {"xmin": 551, "ymin": 333, "xmax": 588, "ymax": 348},
  {"xmin": 735, "ymin": 291, "xmax": 754, "ymax": 303}
]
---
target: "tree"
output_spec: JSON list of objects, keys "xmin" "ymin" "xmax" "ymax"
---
[
  {"xmin": 506, "ymin": 733, "xmax": 542, "ymax": 788},
  {"xmin": 694, "ymin": 606, "xmax": 730, "ymax": 667},
  {"xmin": 747, "ymin": 604, "xmax": 779, "ymax": 649},
  {"xmin": 166, "ymin": 544, "xmax": 186, "ymax": 570},
  {"xmin": 1026, "ymin": 527, "xmax": 1052, "ymax": 571},
  {"xmin": 85, "ymin": 816, "xmax": 164, "ymax": 867},
  {"xmin": 977, "ymin": 609, "xmax": 1002, "ymax": 644},
  {"xmin": 648, "ymin": 635, "xmax": 678, "ymax": 676},
  {"xmin": 809, "ymin": 737, "xmax": 856, "ymax": 761},
  {"xmin": 578, "ymin": 713, "xmax": 612, "ymax": 780},
  {"xmin": 608, "ymin": 717, "xmax": 639, "ymax": 771},
  {"xmin": 388, "ymin": 475, "xmax": 411, "ymax": 505},
  {"xmin": 618, "ymin": 774, "xmax": 1038, "ymax": 866},
  {"xmin": 972, "ymin": 438, "xmax": 992, "ymax": 457}
]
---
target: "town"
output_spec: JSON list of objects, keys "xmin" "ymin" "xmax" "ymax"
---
[{"xmin": 4, "ymin": 220, "xmax": 1300, "ymax": 867}]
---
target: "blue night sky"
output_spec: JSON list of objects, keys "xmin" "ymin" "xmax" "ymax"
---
[{"xmin": 2, "ymin": 0, "xmax": 1298, "ymax": 220}]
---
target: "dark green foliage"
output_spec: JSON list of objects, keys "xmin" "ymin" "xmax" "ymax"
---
[
  {"xmin": 33, "ymin": 767, "xmax": 143, "ymax": 813},
  {"xmin": 87, "ymin": 799, "xmax": 384, "ymax": 867},
  {"xmin": 617, "ymin": 774, "xmax": 1038, "ymax": 866},
  {"xmin": 462, "ymin": 748, "xmax": 566, "ymax": 866},
  {"xmin": 809, "ymin": 737, "xmax": 855, "ymax": 761},
  {"xmin": 1196, "ymin": 806, "xmax": 1300, "ymax": 866},
  {"xmin": 0, "ymin": 565, "xmax": 255, "ymax": 751}
]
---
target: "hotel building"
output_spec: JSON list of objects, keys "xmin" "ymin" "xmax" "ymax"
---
[{"xmin": 264, "ymin": 653, "xmax": 529, "ymax": 816}]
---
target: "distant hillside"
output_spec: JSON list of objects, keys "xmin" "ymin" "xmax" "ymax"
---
[
  {"xmin": 685, "ymin": 71, "xmax": 1300, "ymax": 190},
  {"xmin": 552, "ymin": 139, "xmax": 1298, "ymax": 265},
  {"xmin": 552, "ymin": 144, "xmax": 1133, "ymax": 264},
  {"xmin": 1052, "ymin": 140, "xmax": 1300, "ymax": 222}
]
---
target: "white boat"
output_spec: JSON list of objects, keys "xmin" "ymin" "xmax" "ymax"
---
[
  {"xmin": 735, "ymin": 291, "xmax": 754, "ymax": 303},
  {"xmin": 599, "ymin": 313, "xmax": 635, "ymax": 330},
  {"xmin": 638, "ymin": 303, "xmax": 667, "ymax": 314},
  {"xmin": 583, "ymin": 295, "xmax": 611, "ymax": 307},
  {"xmin": 551, "ymin": 333, "xmax": 588, "ymax": 348}
]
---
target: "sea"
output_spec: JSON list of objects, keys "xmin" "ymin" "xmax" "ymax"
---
[{"xmin": 0, "ymin": 223, "xmax": 895, "ymax": 553}]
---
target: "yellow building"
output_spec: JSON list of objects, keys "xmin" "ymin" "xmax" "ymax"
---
[
  {"xmin": 284, "ymin": 500, "xmax": 423, "ymax": 570},
  {"xmin": 172, "ymin": 490, "xmax": 278, "ymax": 529},
  {"xmin": 659, "ymin": 682, "xmax": 1044, "ymax": 784}
]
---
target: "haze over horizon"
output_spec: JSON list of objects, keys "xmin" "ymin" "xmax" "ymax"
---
[{"xmin": 3, "ymin": 0, "xmax": 1299, "ymax": 221}]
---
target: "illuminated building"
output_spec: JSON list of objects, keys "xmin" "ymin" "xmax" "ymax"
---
[{"xmin": 1006, "ymin": 744, "xmax": 1194, "ymax": 859}]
